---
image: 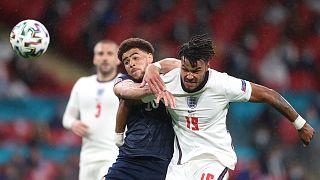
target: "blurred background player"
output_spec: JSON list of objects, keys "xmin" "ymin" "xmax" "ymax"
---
[
  {"xmin": 142, "ymin": 34, "xmax": 315, "ymax": 179},
  {"xmin": 62, "ymin": 40, "xmax": 121, "ymax": 180},
  {"xmin": 104, "ymin": 38, "xmax": 175, "ymax": 180}
]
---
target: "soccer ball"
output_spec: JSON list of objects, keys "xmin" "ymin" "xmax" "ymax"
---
[{"xmin": 9, "ymin": 19, "xmax": 50, "ymax": 59}]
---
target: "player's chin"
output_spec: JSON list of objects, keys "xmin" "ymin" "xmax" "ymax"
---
[
  {"xmin": 100, "ymin": 66, "xmax": 112, "ymax": 73},
  {"xmin": 131, "ymin": 72, "xmax": 143, "ymax": 81},
  {"xmin": 184, "ymin": 82, "xmax": 197, "ymax": 90},
  {"xmin": 101, "ymin": 64, "xmax": 110, "ymax": 70}
]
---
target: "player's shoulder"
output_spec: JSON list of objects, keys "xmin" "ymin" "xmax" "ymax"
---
[
  {"xmin": 207, "ymin": 69, "xmax": 230, "ymax": 88},
  {"xmin": 69, "ymin": 75, "xmax": 96, "ymax": 90},
  {"xmin": 77, "ymin": 74, "xmax": 96, "ymax": 83},
  {"xmin": 167, "ymin": 67, "xmax": 180, "ymax": 75},
  {"xmin": 116, "ymin": 73, "xmax": 132, "ymax": 81},
  {"xmin": 161, "ymin": 68, "xmax": 180, "ymax": 83},
  {"xmin": 73, "ymin": 74, "xmax": 94, "ymax": 83},
  {"xmin": 114, "ymin": 73, "xmax": 133, "ymax": 86},
  {"xmin": 209, "ymin": 68, "xmax": 227, "ymax": 77},
  {"xmin": 209, "ymin": 69, "xmax": 231, "ymax": 80}
]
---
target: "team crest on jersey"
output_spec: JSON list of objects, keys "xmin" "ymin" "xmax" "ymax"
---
[
  {"xmin": 187, "ymin": 96, "xmax": 198, "ymax": 109},
  {"xmin": 97, "ymin": 88, "xmax": 105, "ymax": 97}
]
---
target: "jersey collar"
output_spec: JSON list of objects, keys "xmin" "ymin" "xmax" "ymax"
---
[{"xmin": 181, "ymin": 70, "xmax": 209, "ymax": 93}]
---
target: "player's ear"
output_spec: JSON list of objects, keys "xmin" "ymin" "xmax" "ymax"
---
[
  {"xmin": 116, "ymin": 57, "xmax": 121, "ymax": 66},
  {"xmin": 147, "ymin": 53, "xmax": 153, "ymax": 64},
  {"xmin": 93, "ymin": 57, "xmax": 98, "ymax": 65}
]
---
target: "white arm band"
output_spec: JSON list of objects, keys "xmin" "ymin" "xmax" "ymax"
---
[
  {"xmin": 292, "ymin": 115, "xmax": 306, "ymax": 130},
  {"xmin": 153, "ymin": 62, "xmax": 161, "ymax": 70},
  {"xmin": 114, "ymin": 132, "xmax": 124, "ymax": 147}
]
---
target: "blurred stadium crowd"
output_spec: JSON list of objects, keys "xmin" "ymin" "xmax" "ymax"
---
[{"xmin": 0, "ymin": 0, "xmax": 319, "ymax": 179}]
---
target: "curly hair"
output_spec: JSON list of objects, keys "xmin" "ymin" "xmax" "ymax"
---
[
  {"xmin": 177, "ymin": 34, "xmax": 215, "ymax": 66},
  {"xmin": 117, "ymin": 38, "xmax": 154, "ymax": 61}
]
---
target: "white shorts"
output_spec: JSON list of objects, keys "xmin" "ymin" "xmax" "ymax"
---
[
  {"xmin": 79, "ymin": 161, "xmax": 113, "ymax": 180},
  {"xmin": 166, "ymin": 159, "xmax": 229, "ymax": 180}
]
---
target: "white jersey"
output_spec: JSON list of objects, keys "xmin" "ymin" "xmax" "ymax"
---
[
  {"xmin": 162, "ymin": 68, "xmax": 252, "ymax": 170},
  {"xmin": 63, "ymin": 74, "xmax": 119, "ymax": 165}
]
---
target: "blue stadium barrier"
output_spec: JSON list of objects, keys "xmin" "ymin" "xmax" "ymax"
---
[{"xmin": 0, "ymin": 96, "xmax": 67, "ymax": 122}]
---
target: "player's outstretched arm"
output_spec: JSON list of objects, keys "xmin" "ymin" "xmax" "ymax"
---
[
  {"xmin": 114, "ymin": 99, "xmax": 130, "ymax": 147},
  {"xmin": 156, "ymin": 58, "xmax": 181, "ymax": 74},
  {"xmin": 155, "ymin": 90, "xmax": 176, "ymax": 108},
  {"xmin": 114, "ymin": 80, "xmax": 153, "ymax": 100},
  {"xmin": 114, "ymin": 79, "xmax": 176, "ymax": 108},
  {"xmin": 249, "ymin": 83, "xmax": 315, "ymax": 146},
  {"xmin": 140, "ymin": 58, "xmax": 181, "ymax": 95}
]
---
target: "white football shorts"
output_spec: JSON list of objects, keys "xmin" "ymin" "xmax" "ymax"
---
[
  {"xmin": 79, "ymin": 160, "xmax": 113, "ymax": 180},
  {"xmin": 166, "ymin": 159, "xmax": 229, "ymax": 180}
]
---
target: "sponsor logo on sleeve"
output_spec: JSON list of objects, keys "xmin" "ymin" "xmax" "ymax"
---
[
  {"xmin": 241, "ymin": 80, "xmax": 246, "ymax": 92},
  {"xmin": 114, "ymin": 77, "xmax": 123, "ymax": 86}
]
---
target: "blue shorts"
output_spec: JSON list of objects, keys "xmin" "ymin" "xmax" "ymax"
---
[{"xmin": 104, "ymin": 156, "xmax": 170, "ymax": 180}]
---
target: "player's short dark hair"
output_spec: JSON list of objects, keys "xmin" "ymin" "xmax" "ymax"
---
[
  {"xmin": 97, "ymin": 39, "xmax": 117, "ymax": 46},
  {"xmin": 118, "ymin": 38, "xmax": 154, "ymax": 61},
  {"xmin": 177, "ymin": 34, "xmax": 215, "ymax": 66},
  {"xmin": 93, "ymin": 40, "xmax": 118, "ymax": 54}
]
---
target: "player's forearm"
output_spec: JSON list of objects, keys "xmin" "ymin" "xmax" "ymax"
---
[
  {"xmin": 267, "ymin": 90, "xmax": 299, "ymax": 122},
  {"xmin": 62, "ymin": 108, "xmax": 78, "ymax": 129},
  {"xmin": 250, "ymin": 83, "xmax": 298, "ymax": 122},
  {"xmin": 156, "ymin": 58, "xmax": 181, "ymax": 74},
  {"xmin": 114, "ymin": 82, "xmax": 153, "ymax": 100},
  {"xmin": 115, "ymin": 99, "xmax": 129, "ymax": 133}
]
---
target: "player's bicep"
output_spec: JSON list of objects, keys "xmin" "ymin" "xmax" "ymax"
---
[
  {"xmin": 158, "ymin": 58, "xmax": 181, "ymax": 74},
  {"xmin": 223, "ymin": 74, "xmax": 252, "ymax": 102},
  {"xmin": 115, "ymin": 99, "xmax": 131, "ymax": 133}
]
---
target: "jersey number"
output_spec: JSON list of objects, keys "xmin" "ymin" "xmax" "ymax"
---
[
  {"xmin": 145, "ymin": 101, "xmax": 159, "ymax": 111},
  {"xmin": 186, "ymin": 116, "xmax": 199, "ymax": 131},
  {"xmin": 95, "ymin": 103, "xmax": 101, "ymax": 118},
  {"xmin": 201, "ymin": 173, "xmax": 214, "ymax": 180}
]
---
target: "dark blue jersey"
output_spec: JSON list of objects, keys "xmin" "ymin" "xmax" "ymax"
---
[{"xmin": 115, "ymin": 74, "xmax": 174, "ymax": 161}]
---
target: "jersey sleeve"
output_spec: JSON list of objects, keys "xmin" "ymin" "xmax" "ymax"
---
[
  {"xmin": 140, "ymin": 70, "xmax": 177, "ymax": 103},
  {"xmin": 161, "ymin": 68, "xmax": 179, "ymax": 84},
  {"xmin": 114, "ymin": 74, "xmax": 133, "ymax": 86},
  {"xmin": 62, "ymin": 78, "xmax": 81, "ymax": 129},
  {"xmin": 222, "ymin": 73, "xmax": 252, "ymax": 102}
]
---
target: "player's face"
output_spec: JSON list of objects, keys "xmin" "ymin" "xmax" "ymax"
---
[
  {"xmin": 180, "ymin": 58, "xmax": 209, "ymax": 91},
  {"xmin": 93, "ymin": 42, "xmax": 120, "ymax": 75},
  {"xmin": 122, "ymin": 48, "xmax": 153, "ymax": 81}
]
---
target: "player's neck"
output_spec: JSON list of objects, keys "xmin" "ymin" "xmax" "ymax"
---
[
  {"xmin": 97, "ymin": 71, "xmax": 117, "ymax": 82},
  {"xmin": 181, "ymin": 71, "xmax": 209, "ymax": 93}
]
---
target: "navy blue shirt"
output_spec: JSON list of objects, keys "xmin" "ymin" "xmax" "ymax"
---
[{"xmin": 115, "ymin": 74, "xmax": 174, "ymax": 161}]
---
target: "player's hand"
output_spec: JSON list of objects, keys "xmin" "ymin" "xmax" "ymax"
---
[
  {"xmin": 140, "ymin": 64, "xmax": 165, "ymax": 95},
  {"xmin": 71, "ymin": 121, "xmax": 89, "ymax": 137},
  {"xmin": 156, "ymin": 90, "xmax": 176, "ymax": 108},
  {"xmin": 298, "ymin": 123, "xmax": 315, "ymax": 146}
]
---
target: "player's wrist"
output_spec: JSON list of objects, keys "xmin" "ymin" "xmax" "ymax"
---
[
  {"xmin": 292, "ymin": 115, "xmax": 306, "ymax": 130},
  {"xmin": 152, "ymin": 62, "xmax": 161, "ymax": 72},
  {"xmin": 114, "ymin": 132, "xmax": 124, "ymax": 147},
  {"xmin": 69, "ymin": 119, "xmax": 78, "ymax": 129}
]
